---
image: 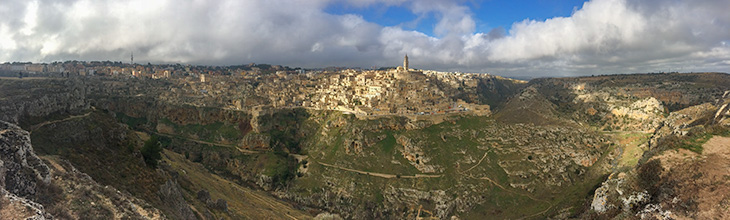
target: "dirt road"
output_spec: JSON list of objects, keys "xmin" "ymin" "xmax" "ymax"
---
[
  {"xmin": 317, "ymin": 161, "xmax": 442, "ymax": 179},
  {"xmin": 29, "ymin": 111, "xmax": 93, "ymax": 133}
]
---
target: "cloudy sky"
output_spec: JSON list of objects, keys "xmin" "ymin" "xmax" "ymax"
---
[{"xmin": 1, "ymin": 0, "xmax": 729, "ymax": 77}]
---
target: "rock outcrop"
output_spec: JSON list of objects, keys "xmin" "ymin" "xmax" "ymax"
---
[
  {"xmin": 1, "ymin": 120, "xmax": 166, "ymax": 219},
  {"xmin": 0, "ymin": 120, "xmax": 52, "ymax": 219},
  {"xmin": 0, "ymin": 79, "xmax": 89, "ymax": 125},
  {"xmin": 714, "ymin": 91, "xmax": 730, "ymax": 125},
  {"xmin": 159, "ymin": 180, "xmax": 197, "ymax": 220}
]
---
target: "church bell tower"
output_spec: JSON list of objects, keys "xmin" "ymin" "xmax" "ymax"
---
[{"xmin": 403, "ymin": 54, "xmax": 409, "ymax": 71}]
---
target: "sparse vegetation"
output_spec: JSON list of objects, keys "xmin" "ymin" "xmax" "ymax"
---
[
  {"xmin": 5, "ymin": 71, "xmax": 729, "ymax": 219},
  {"xmin": 675, "ymin": 125, "xmax": 729, "ymax": 154},
  {"xmin": 264, "ymin": 152, "xmax": 298, "ymax": 187},
  {"xmin": 115, "ymin": 112, "xmax": 149, "ymax": 130},
  {"xmin": 638, "ymin": 159, "xmax": 662, "ymax": 198}
]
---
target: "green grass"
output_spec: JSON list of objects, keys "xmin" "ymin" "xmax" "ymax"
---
[
  {"xmin": 30, "ymin": 111, "xmax": 167, "ymax": 214},
  {"xmin": 115, "ymin": 112, "xmax": 149, "ymax": 129},
  {"xmin": 159, "ymin": 118, "xmax": 242, "ymax": 142},
  {"xmin": 163, "ymin": 150, "xmax": 311, "ymax": 220},
  {"xmin": 296, "ymin": 112, "xmax": 606, "ymax": 218},
  {"xmin": 614, "ymin": 132, "xmax": 651, "ymax": 168},
  {"xmin": 680, "ymin": 132, "xmax": 713, "ymax": 154},
  {"xmin": 128, "ymin": 108, "xmax": 613, "ymax": 219},
  {"xmin": 261, "ymin": 152, "xmax": 298, "ymax": 186},
  {"xmin": 379, "ymin": 131, "xmax": 396, "ymax": 153}
]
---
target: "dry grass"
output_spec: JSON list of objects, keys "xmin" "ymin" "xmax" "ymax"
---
[{"xmin": 162, "ymin": 149, "xmax": 311, "ymax": 220}]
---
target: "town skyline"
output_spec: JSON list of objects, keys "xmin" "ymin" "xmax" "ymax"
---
[{"xmin": 1, "ymin": 0, "xmax": 729, "ymax": 76}]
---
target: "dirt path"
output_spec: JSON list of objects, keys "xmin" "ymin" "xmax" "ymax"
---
[
  {"xmin": 458, "ymin": 160, "xmax": 552, "ymax": 220},
  {"xmin": 0, "ymin": 77, "xmax": 53, "ymax": 80},
  {"xmin": 459, "ymin": 149, "xmax": 493, "ymax": 174},
  {"xmin": 473, "ymin": 175, "xmax": 553, "ymax": 219},
  {"xmin": 29, "ymin": 111, "xmax": 93, "ymax": 133},
  {"xmin": 317, "ymin": 161, "xmax": 442, "ymax": 179},
  {"xmin": 453, "ymin": 147, "xmax": 554, "ymax": 219},
  {"xmin": 151, "ymin": 131, "xmax": 261, "ymax": 154},
  {"xmin": 701, "ymin": 135, "xmax": 730, "ymax": 155},
  {"xmin": 653, "ymin": 135, "xmax": 730, "ymax": 219}
]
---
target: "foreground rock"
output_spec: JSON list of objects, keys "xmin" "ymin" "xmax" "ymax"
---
[
  {"xmin": 0, "ymin": 120, "xmax": 165, "ymax": 219},
  {"xmin": 0, "ymin": 120, "xmax": 52, "ymax": 219}
]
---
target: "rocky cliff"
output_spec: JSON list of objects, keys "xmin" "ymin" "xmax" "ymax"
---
[
  {"xmin": 0, "ymin": 120, "xmax": 52, "ymax": 219},
  {"xmin": 0, "ymin": 79, "xmax": 90, "ymax": 126},
  {"xmin": 1, "ymin": 72, "xmax": 727, "ymax": 219},
  {"xmin": 0, "ymin": 120, "xmax": 167, "ymax": 219},
  {"xmin": 586, "ymin": 90, "xmax": 730, "ymax": 219}
]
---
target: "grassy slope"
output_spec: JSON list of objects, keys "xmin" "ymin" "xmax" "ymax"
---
[
  {"xmin": 162, "ymin": 149, "xmax": 311, "ymax": 220},
  {"xmin": 30, "ymin": 109, "xmax": 313, "ymax": 219},
  {"xmin": 292, "ymin": 112, "xmax": 611, "ymax": 219},
  {"xmin": 611, "ymin": 131, "xmax": 652, "ymax": 170},
  {"xmin": 29, "ymin": 111, "xmax": 171, "ymax": 216}
]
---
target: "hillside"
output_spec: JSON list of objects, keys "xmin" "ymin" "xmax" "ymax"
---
[{"xmin": 0, "ymin": 72, "xmax": 728, "ymax": 219}]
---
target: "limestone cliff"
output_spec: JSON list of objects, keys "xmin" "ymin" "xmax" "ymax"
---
[
  {"xmin": 0, "ymin": 120, "xmax": 166, "ymax": 219},
  {"xmin": 0, "ymin": 79, "xmax": 90, "ymax": 125},
  {"xmin": 0, "ymin": 120, "xmax": 52, "ymax": 219}
]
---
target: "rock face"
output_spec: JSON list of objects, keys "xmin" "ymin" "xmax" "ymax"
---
[
  {"xmin": 0, "ymin": 120, "xmax": 167, "ymax": 219},
  {"xmin": 384, "ymin": 187, "xmax": 453, "ymax": 219},
  {"xmin": 0, "ymin": 120, "xmax": 52, "ymax": 219},
  {"xmin": 0, "ymin": 190, "xmax": 49, "ymax": 220},
  {"xmin": 0, "ymin": 79, "xmax": 89, "ymax": 125},
  {"xmin": 0, "ymin": 121, "xmax": 51, "ymax": 197},
  {"xmin": 159, "ymin": 180, "xmax": 197, "ymax": 220},
  {"xmin": 523, "ymin": 73, "xmax": 729, "ymax": 133},
  {"xmin": 715, "ymin": 90, "xmax": 730, "ymax": 125},
  {"xmin": 610, "ymin": 97, "xmax": 663, "ymax": 121},
  {"xmin": 585, "ymin": 87, "xmax": 730, "ymax": 219},
  {"xmin": 395, "ymin": 135, "xmax": 442, "ymax": 173}
]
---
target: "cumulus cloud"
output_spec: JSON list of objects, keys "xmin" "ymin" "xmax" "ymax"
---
[
  {"xmin": 0, "ymin": 0, "xmax": 728, "ymax": 76},
  {"xmin": 486, "ymin": 0, "xmax": 730, "ymax": 75}
]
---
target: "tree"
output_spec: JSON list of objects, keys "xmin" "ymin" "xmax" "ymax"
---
[{"xmin": 141, "ymin": 135, "xmax": 163, "ymax": 168}]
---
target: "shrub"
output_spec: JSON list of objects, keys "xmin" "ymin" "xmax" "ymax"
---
[
  {"xmin": 638, "ymin": 159, "xmax": 663, "ymax": 198},
  {"xmin": 141, "ymin": 135, "xmax": 163, "ymax": 168}
]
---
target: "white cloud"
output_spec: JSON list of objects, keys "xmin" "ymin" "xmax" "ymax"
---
[
  {"xmin": 0, "ymin": 0, "xmax": 728, "ymax": 76},
  {"xmin": 490, "ymin": 0, "xmax": 647, "ymax": 62},
  {"xmin": 482, "ymin": 0, "xmax": 730, "ymax": 75}
]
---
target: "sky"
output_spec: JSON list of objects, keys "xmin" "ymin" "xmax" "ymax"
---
[{"xmin": 1, "ymin": 0, "xmax": 729, "ymax": 77}]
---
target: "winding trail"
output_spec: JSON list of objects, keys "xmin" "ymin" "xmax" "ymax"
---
[
  {"xmin": 317, "ymin": 146, "xmax": 552, "ymax": 218},
  {"xmin": 149, "ymin": 131, "xmax": 261, "ymax": 154},
  {"xmin": 457, "ymin": 148, "xmax": 553, "ymax": 219},
  {"xmin": 458, "ymin": 149, "xmax": 493, "ymax": 174},
  {"xmin": 470, "ymin": 174, "xmax": 553, "ymax": 219},
  {"xmin": 29, "ymin": 110, "xmax": 93, "ymax": 134},
  {"xmin": 316, "ymin": 161, "xmax": 442, "ymax": 179}
]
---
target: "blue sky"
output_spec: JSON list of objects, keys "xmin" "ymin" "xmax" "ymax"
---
[
  {"xmin": 1, "ymin": 0, "xmax": 729, "ymax": 77},
  {"xmin": 325, "ymin": 0, "xmax": 588, "ymax": 36}
]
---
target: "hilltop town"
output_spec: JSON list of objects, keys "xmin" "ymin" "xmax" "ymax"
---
[
  {"xmin": 1, "ymin": 64, "xmax": 729, "ymax": 219},
  {"xmin": 3, "ymin": 56, "xmax": 729, "ymax": 219},
  {"xmin": 2, "ymin": 56, "xmax": 516, "ymax": 121}
]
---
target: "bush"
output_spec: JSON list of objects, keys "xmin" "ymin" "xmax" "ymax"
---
[
  {"xmin": 141, "ymin": 135, "xmax": 163, "ymax": 168},
  {"xmin": 264, "ymin": 152, "xmax": 297, "ymax": 188},
  {"xmin": 638, "ymin": 159, "xmax": 663, "ymax": 198}
]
